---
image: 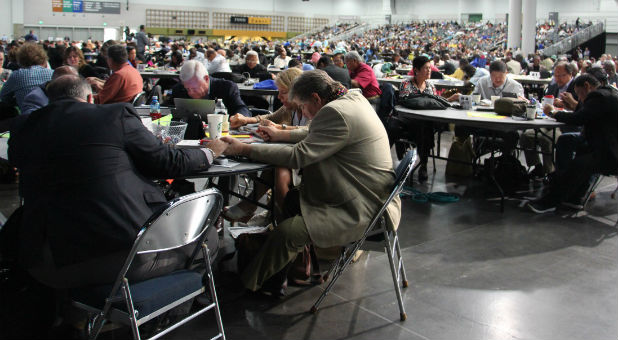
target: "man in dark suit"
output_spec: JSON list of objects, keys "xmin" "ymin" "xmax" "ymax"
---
[
  {"xmin": 316, "ymin": 55, "xmax": 351, "ymax": 89},
  {"xmin": 519, "ymin": 61, "xmax": 579, "ymax": 178},
  {"xmin": 8, "ymin": 75, "xmax": 229, "ymax": 288},
  {"xmin": 527, "ymin": 74, "xmax": 618, "ymax": 213},
  {"xmin": 168, "ymin": 60, "xmax": 252, "ymax": 117},
  {"xmin": 232, "ymin": 50, "xmax": 271, "ymax": 81}
]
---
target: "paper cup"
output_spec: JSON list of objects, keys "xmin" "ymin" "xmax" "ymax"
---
[
  {"xmin": 526, "ymin": 105, "xmax": 536, "ymax": 120},
  {"xmin": 472, "ymin": 94, "xmax": 481, "ymax": 104},
  {"xmin": 207, "ymin": 114, "xmax": 224, "ymax": 140},
  {"xmin": 491, "ymin": 95, "xmax": 500, "ymax": 106},
  {"xmin": 542, "ymin": 97, "xmax": 554, "ymax": 107}
]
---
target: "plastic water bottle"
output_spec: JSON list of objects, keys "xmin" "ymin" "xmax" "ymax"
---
[
  {"xmin": 149, "ymin": 96, "xmax": 161, "ymax": 120},
  {"xmin": 214, "ymin": 99, "xmax": 227, "ymax": 115}
]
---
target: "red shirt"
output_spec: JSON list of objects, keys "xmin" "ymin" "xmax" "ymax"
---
[
  {"xmin": 95, "ymin": 63, "xmax": 143, "ymax": 104},
  {"xmin": 349, "ymin": 63, "xmax": 381, "ymax": 98}
]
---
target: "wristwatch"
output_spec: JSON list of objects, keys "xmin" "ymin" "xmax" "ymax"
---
[{"xmin": 281, "ymin": 124, "xmax": 287, "ymax": 130}]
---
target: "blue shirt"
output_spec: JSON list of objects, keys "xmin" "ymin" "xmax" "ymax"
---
[{"xmin": 0, "ymin": 66, "xmax": 53, "ymax": 110}]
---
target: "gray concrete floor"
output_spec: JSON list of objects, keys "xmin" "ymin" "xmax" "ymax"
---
[{"xmin": 1, "ymin": 132, "xmax": 616, "ymax": 340}]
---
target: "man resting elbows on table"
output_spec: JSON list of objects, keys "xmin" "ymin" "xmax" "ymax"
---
[
  {"xmin": 221, "ymin": 70, "xmax": 401, "ymax": 294},
  {"xmin": 8, "ymin": 75, "xmax": 229, "ymax": 288}
]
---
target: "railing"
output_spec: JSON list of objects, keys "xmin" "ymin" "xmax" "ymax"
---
[
  {"xmin": 540, "ymin": 22, "xmax": 605, "ymax": 56},
  {"xmin": 289, "ymin": 26, "xmax": 329, "ymax": 41},
  {"xmin": 331, "ymin": 23, "xmax": 374, "ymax": 43}
]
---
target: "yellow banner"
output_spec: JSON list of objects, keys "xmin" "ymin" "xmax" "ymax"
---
[{"xmin": 248, "ymin": 17, "xmax": 271, "ymax": 25}]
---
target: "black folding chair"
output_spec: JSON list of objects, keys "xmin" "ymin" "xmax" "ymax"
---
[
  {"xmin": 71, "ymin": 188, "xmax": 225, "ymax": 340},
  {"xmin": 131, "ymin": 91, "xmax": 148, "ymax": 107},
  {"xmin": 310, "ymin": 150, "xmax": 418, "ymax": 321}
]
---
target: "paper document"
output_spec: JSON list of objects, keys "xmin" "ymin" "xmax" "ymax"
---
[
  {"xmin": 467, "ymin": 112, "xmax": 507, "ymax": 119},
  {"xmin": 228, "ymin": 225, "xmax": 270, "ymax": 239}
]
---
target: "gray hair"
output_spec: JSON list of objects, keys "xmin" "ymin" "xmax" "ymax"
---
[
  {"xmin": 289, "ymin": 70, "xmax": 342, "ymax": 103},
  {"xmin": 47, "ymin": 75, "xmax": 92, "ymax": 101},
  {"xmin": 554, "ymin": 61, "xmax": 574, "ymax": 76},
  {"xmin": 179, "ymin": 60, "xmax": 208, "ymax": 82},
  {"xmin": 245, "ymin": 50, "xmax": 258, "ymax": 59},
  {"xmin": 602, "ymin": 60, "xmax": 616, "ymax": 74},
  {"xmin": 344, "ymin": 51, "xmax": 363, "ymax": 63}
]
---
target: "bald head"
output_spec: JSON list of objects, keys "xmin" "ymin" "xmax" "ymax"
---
[
  {"xmin": 47, "ymin": 75, "xmax": 92, "ymax": 102},
  {"xmin": 52, "ymin": 65, "xmax": 78, "ymax": 80}
]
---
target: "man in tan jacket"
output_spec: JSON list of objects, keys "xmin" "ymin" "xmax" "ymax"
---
[{"xmin": 222, "ymin": 70, "xmax": 400, "ymax": 293}]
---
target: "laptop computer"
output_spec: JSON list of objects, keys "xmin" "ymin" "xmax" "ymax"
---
[{"xmin": 173, "ymin": 98, "xmax": 216, "ymax": 121}]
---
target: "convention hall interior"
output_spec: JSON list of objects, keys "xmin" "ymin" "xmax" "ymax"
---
[{"xmin": 0, "ymin": 0, "xmax": 617, "ymax": 339}]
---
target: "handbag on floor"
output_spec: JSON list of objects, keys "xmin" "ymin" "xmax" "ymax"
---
[{"xmin": 445, "ymin": 136, "xmax": 475, "ymax": 177}]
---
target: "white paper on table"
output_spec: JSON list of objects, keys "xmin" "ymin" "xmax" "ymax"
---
[
  {"xmin": 228, "ymin": 225, "xmax": 270, "ymax": 239},
  {"xmin": 141, "ymin": 117, "xmax": 153, "ymax": 132},
  {"xmin": 176, "ymin": 140, "xmax": 201, "ymax": 147},
  {"xmin": 215, "ymin": 160, "xmax": 240, "ymax": 168}
]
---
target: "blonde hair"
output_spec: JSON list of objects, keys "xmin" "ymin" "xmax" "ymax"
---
[{"xmin": 275, "ymin": 67, "xmax": 303, "ymax": 90}]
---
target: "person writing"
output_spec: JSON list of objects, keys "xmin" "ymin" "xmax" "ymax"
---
[
  {"xmin": 225, "ymin": 68, "xmax": 306, "ymax": 223},
  {"xmin": 220, "ymin": 70, "xmax": 401, "ymax": 295}
]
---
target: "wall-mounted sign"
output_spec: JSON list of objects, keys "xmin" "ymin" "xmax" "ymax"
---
[
  {"xmin": 248, "ymin": 17, "xmax": 271, "ymax": 25},
  {"xmin": 230, "ymin": 16, "xmax": 271, "ymax": 25},
  {"xmin": 52, "ymin": 0, "xmax": 120, "ymax": 14},
  {"xmin": 230, "ymin": 16, "xmax": 248, "ymax": 24}
]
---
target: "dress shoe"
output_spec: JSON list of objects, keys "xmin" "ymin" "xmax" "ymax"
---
[{"xmin": 223, "ymin": 204, "xmax": 255, "ymax": 223}]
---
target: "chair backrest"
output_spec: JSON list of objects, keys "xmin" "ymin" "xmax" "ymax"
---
[
  {"xmin": 394, "ymin": 150, "xmax": 417, "ymax": 190},
  {"xmin": 134, "ymin": 188, "xmax": 223, "ymax": 254},
  {"xmin": 132, "ymin": 91, "xmax": 147, "ymax": 107}
]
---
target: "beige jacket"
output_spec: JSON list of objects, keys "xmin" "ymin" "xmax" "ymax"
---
[{"xmin": 250, "ymin": 90, "xmax": 401, "ymax": 247}]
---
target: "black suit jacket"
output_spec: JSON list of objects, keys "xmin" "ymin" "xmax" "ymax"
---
[
  {"xmin": 544, "ymin": 79, "xmax": 578, "ymax": 101},
  {"xmin": 9, "ymin": 99, "xmax": 210, "ymax": 269},
  {"xmin": 169, "ymin": 77, "xmax": 252, "ymax": 117},
  {"xmin": 233, "ymin": 63, "xmax": 272, "ymax": 81},
  {"xmin": 321, "ymin": 65, "xmax": 351, "ymax": 89},
  {"xmin": 555, "ymin": 86, "xmax": 618, "ymax": 171}
]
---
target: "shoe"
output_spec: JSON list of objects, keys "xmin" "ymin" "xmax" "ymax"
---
[
  {"xmin": 527, "ymin": 199, "xmax": 556, "ymax": 213},
  {"xmin": 529, "ymin": 165, "xmax": 545, "ymax": 180},
  {"xmin": 239, "ymin": 210, "xmax": 270, "ymax": 227},
  {"xmin": 223, "ymin": 204, "xmax": 255, "ymax": 223},
  {"xmin": 418, "ymin": 165, "xmax": 428, "ymax": 181},
  {"xmin": 561, "ymin": 201, "xmax": 584, "ymax": 210},
  {"xmin": 561, "ymin": 194, "xmax": 586, "ymax": 210}
]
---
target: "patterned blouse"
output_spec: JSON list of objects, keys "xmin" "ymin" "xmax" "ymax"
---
[{"xmin": 399, "ymin": 77, "xmax": 436, "ymax": 99}]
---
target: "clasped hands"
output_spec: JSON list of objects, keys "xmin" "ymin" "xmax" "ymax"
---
[{"xmin": 204, "ymin": 122, "xmax": 285, "ymax": 158}]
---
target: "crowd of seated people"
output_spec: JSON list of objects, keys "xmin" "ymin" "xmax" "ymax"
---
[{"xmin": 0, "ymin": 19, "xmax": 616, "ymax": 337}]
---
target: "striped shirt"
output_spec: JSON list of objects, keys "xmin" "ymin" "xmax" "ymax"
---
[{"xmin": 0, "ymin": 65, "xmax": 53, "ymax": 110}]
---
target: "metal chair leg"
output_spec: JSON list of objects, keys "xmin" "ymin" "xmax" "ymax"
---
[
  {"xmin": 393, "ymin": 230, "xmax": 409, "ymax": 288},
  {"xmin": 310, "ymin": 245, "xmax": 361, "ymax": 314},
  {"xmin": 384, "ymin": 230, "xmax": 407, "ymax": 321},
  {"xmin": 581, "ymin": 174, "xmax": 603, "ymax": 210},
  {"xmin": 121, "ymin": 279, "xmax": 141, "ymax": 340},
  {"xmin": 203, "ymin": 244, "xmax": 226, "ymax": 340}
]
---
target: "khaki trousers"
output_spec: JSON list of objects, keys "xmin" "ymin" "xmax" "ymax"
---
[
  {"xmin": 240, "ymin": 215, "xmax": 310, "ymax": 291},
  {"xmin": 519, "ymin": 128, "xmax": 560, "ymax": 174}
]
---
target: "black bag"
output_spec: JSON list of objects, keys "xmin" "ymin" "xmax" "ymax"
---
[
  {"xmin": 494, "ymin": 97, "xmax": 527, "ymax": 117},
  {"xmin": 487, "ymin": 154, "xmax": 529, "ymax": 194},
  {"xmin": 400, "ymin": 93, "xmax": 451, "ymax": 110}
]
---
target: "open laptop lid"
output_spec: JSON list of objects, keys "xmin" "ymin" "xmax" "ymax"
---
[{"xmin": 173, "ymin": 98, "xmax": 216, "ymax": 121}]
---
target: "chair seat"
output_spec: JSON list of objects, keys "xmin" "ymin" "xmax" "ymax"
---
[{"xmin": 71, "ymin": 270, "xmax": 203, "ymax": 319}]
